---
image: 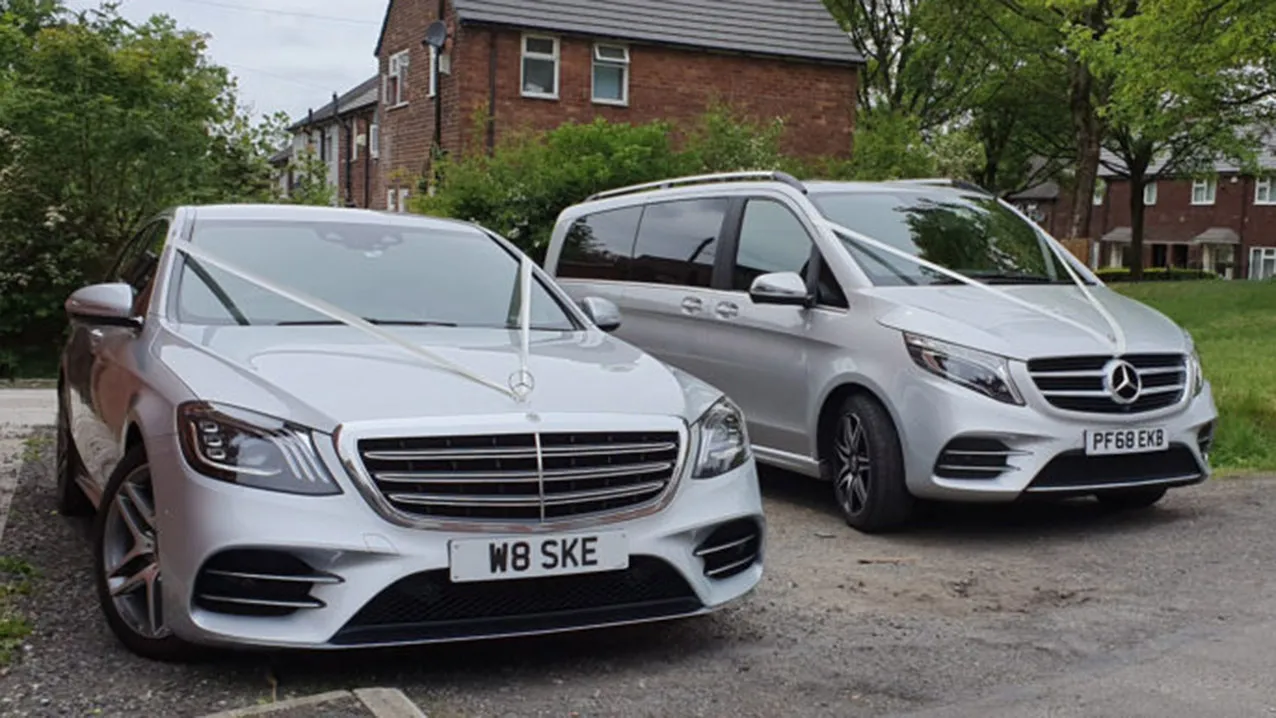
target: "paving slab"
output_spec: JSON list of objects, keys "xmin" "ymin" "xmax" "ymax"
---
[
  {"xmin": 0, "ymin": 389, "xmax": 56, "ymax": 541},
  {"xmin": 198, "ymin": 689, "xmax": 426, "ymax": 718}
]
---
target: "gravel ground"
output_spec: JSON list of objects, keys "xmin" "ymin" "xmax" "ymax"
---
[{"xmin": 1, "ymin": 426, "xmax": 1274, "ymax": 717}]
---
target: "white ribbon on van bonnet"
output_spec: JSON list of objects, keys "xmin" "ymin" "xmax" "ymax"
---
[
  {"xmin": 814, "ymin": 212, "xmax": 1128, "ymax": 355},
  {"xmin": 170, "ymin": 238, "xmax": 530, "ymax": 404}
]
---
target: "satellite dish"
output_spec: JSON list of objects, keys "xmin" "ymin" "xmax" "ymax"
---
[{"xmin": 424, "ymin": 20, "xmax": 448, "ymax": 49}]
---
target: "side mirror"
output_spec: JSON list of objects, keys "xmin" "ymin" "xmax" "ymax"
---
[
  {"xmin": 749, "ymin": 272, "xmax": 811, "ymax": 307},
  {"xmin": 578, "ymin": 296, "xmax": 622, "ymax": 333},
  {"xmin": 65, "ymin": 283, "xmax": 140, "ymax": 328}
]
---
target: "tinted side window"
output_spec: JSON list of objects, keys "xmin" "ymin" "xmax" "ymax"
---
[
  {"xmin": 557, "ymin": 207, "xmax": 642, "ymax": 280},
  {"xmin": 732, "ymin": 199, "xmax": 814, "ymax": 290},
  {"xmin": 121, "ymin": 221, "xmax": 168, "ymax": 293},
  {"xmin": 631, "ymin": 198, "xmax": 729, "ymax": 288}
]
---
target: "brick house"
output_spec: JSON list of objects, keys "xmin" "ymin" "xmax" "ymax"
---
[
  {"xmin": 370, "ymin": 0, "xmax": 863, "ymax": 211},
  {"xmin": 273, "ymin": 75, "xmax": 380, "ymax": 208},
  {"xmin": 1009, "ymin": 143, "xmax": 1276, "ymax": 281}
]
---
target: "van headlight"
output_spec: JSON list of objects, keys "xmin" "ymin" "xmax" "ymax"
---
[
  {"xmin": 904, "ymin": 333, "xmax": 1025, "ymax": 406},
  {"xmin": 1184, "ymin": 331, "xmax": 1204, "ymax": 396},
  {"xmin": 178, "ymin": 402, "xmax": 341, "ymax": 496},
  {"xmin": 691, "ymin": 397, "xmax": 750, "ymax": 479}
]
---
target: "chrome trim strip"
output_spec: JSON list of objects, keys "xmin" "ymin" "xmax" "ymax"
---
[
  {"xmin": 694, "ymin": 535, "xmax": 756, "ymax": 557},
  {"xmin": 936, "ymin": 464, "xmax": 1017, "ymax": 475},
  {"xmin": 202, "ymin": 569, "xmax": 343, "ymax": 585},
  {"xmin": 197, "ymin": 594, "xmax": 325, "ymax": 609},
  {"xmin": 1024, "ymin": 474, "xmax": 1204, "ymax": 493},
  {"xmin": 373, "ymin": 461, "xmax": 676, "ymax": 484},
  {"xmin": 705, "ymin": 554, "xmax": 759, "ymax": 578},
  {"xmin": 363, "ymin": 441, "xmax": 678, "ymax": 461},
  {"xmin": 386, "ymin": 481, "xmax": 667, "ymax": 508}
]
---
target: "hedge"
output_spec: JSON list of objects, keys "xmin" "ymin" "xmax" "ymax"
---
[{"xmin": 1096, "ymin": 267, "xmax": 1221, "ymax": 282}]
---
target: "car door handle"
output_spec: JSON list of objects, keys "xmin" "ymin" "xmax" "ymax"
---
[
  {"xmin": 681, "ymin": 297, "xmax": 703, "ymax": 314},
  {"xmin": 714, "ymin": 301, "xmax": 740, "ymax": 319}
]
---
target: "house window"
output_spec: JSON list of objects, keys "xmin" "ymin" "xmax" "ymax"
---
[
  {"xmin": 397, "ymin": 188, "xmax": 410, "ymax": 213},
  {"xmin": 1251, "ymin": 247, "xmax": 1276, "ymax": 280},
  {"xmin": 1192, "ymin": 177, "xmax": 1217, "ymax": 205},
  {"xmin": 1143, "ymin": 181, "xmax": 1157, "ymax": 206},
  {"xmin": 1256, "ymin": 177, "xmax": 1274, "ymax": 205},
  {"xmin": 1092, "ymin": 179, "xmax": 1105, "ymax": 206},
  {"xmin": 369, "ymin": 124, "xmax": 380, "ymax": 159},
  {"xmin": 386, "ymin": 189, "xmax": 397, "ymax": 212},
  {"xmin": 521, "ymin": 34, "xmax": 559, "ymax": 99},
  {"xmin": 386, "ymin": 50, "xmax": 409, "ymax": 107},
  {"xmin": 592, "ymin": 43, "xmax": 630, "ymax": 105}
]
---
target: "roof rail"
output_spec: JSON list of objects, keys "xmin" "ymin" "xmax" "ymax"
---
[
  {"xmin": 889, "ymin": 178, "xmax": 994, "ymax": 196},
  {"xmin": 585, "ymin": 170, "xmax": 807, "ymax": 202}
]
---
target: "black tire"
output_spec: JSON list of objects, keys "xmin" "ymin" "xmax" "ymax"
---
[
  {"xmin": 829, "ymin": 393, "xmax": 915, "ymax": 533},
  {"xmin": 92, "ymin": 444, "xmax": 200, "ymax": 662},
  {"xmin": 1096, "ymin": 487, "xmax": 1168, "ymax": 511},
  {"xmin": 54, "ymin": 386, "xmax": 94, "ymax": 517}
]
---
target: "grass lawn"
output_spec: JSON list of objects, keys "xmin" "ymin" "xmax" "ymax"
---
[{"xmin": 1113, "ymin": 280, "xmax": 1276, "ymax": 475}]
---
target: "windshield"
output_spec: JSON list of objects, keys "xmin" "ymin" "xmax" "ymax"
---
[
  {"xmin": 810, "ymin": 189, "xmax": 1090, "ymax": 287},
  {"xmin": 173, "ymin": 219, "xmax": 578, "ymax": 330}
]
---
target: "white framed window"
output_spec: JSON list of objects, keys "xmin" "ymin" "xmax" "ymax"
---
[
  {"xmin": 1092, "ymin": 179, "xmax": 1106, "ymax": 206},
  {"xmin": 1251, "ymin": 247, "xmax": 1276, "ymax": 280},
  {"xmin": 521, "ymin": 34, "xmax": 559, "ymax": 99},
  {"xmin": 369, "ymin": 123, "xmax": 380, "ymax": 159},
  {"xmin": 386, "ymin": 189, "xmax": 397, "ymax": 212},
  {"xmin": 1143, "ymin": 181, "xmax": 1157, "ymax": 206},
  {"xmin": 386, "ymin": 50, "xmax": 410, "ymax": 107},
  {"xmin": 1256, "ymin": 177, "xmax": 1274, "ymax": 205},
  {"xmin": 592, "ymin": 43, "xmax": 630, "ymax": 105},
  {"xmin": 397, "ymin": 188, "xmax": 410, "ymax": 213},
  {"xmin": 1192, "ymin": 177, "xmax": 1217, "ymax": 205}
]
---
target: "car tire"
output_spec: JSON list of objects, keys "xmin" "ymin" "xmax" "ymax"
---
[
  {"xmin": 93, "ymin": 444, "xmax": 200, "ymax": 662},
  {"xmin": 1096, "ymin": 487, "xmax": 1168, "ymax": 510},
  {"xmin": 55, "ymin": 387, "xmax": 94, "ymax": 517},
  {"xmin": 829, "ymin": 393, "xmax": 915, "ymax": 533}
]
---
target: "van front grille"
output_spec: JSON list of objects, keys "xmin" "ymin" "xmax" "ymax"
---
[
  {"xmin": 356, "ymin": 431, "xmax": 681, "ymax": 523},
  {"xmin": 1027, "ymin": 354, "xmax": 1187, "ymax": 414}
]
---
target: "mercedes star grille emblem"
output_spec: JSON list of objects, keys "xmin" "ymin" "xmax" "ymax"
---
[{"xmin": 1103, "ymin": 359, "xmax": 1142, "ymax": 405}]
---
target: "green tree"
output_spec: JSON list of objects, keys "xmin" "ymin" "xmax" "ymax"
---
[{"xmin": 0, "ymin": 0, "xmax": 289, "ymax": 374}]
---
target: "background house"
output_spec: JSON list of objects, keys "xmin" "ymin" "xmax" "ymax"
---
[
  {"xmin": 371, "ymin": 0, "xmax": 863, "ymax": 211},
  {"xmin": 1009, "ymin": 140, "xmax": 1276, "ymax": 281},
  {"xmin": 276, "ymin": 75, "xmax": 380, "ymax": 208}
]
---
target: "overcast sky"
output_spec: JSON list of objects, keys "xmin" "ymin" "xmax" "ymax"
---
[{"xmin": 63, "ymin": 0, "xmax": 383, "ymax": 121}]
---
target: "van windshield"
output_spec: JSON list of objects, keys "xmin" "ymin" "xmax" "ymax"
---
[{"xmin": 810, "ymin": 189, "xmax": 1092, "ymax": 287}]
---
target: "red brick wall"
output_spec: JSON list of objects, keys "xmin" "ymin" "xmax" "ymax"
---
[
  {"xmin": 375, "ymin": 0, "xmax": 860, "ymax": 209},
  {"xmin": 341, "ymin": 110, "xmax": 378, "ymax": 208}
]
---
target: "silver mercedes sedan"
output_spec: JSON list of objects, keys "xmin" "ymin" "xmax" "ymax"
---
[{"xmin": 55, "ymin": 204, "xmax": 764, "ymax": 661}]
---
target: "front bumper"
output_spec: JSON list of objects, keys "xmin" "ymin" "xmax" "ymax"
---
[
  {"xmin": 146, "ymin": 435, "xmax": 765, "ymax": 650},
  {"xmin": 896, "ymin": 367, "xmax": 1220, "ymax": 503}
]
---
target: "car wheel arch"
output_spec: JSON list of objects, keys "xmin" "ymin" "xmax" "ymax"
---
[{"xmin": 814, "ymin": 381, "xmax": 902, "ymax": 481}]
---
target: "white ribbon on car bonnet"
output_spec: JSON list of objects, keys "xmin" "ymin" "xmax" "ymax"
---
[
  {"xmin": 814, "ymin": 212, "xmax": 1128, "ymax": 355},
  {"xmin": 169, "ymin": 238, "xmax": 530, "ymax": 403}
]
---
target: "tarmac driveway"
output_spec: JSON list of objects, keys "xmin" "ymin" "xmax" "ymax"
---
[{"xmin": 0, "ymin": 392, "xmax": 1273, "ymax": 717}]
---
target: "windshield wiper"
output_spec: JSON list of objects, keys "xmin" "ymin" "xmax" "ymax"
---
[
  {"xmin": 960, "ymin": 272, "xmax": 1065, "ymax": 285},
  {"xmin": 275, "ymin": 319, "xmax": 458, "ymax": 327}
]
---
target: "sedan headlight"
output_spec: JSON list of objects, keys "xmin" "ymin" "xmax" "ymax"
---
[
  {"xmin": 691, "ymin": 397, "xmax": 751, "ymax": 479},
  {"xmin": 177, "ymin": 402, "xmax": 341, "ymax": 496},
  {"xmin": 904, "ymin": 333, "xmax": 1024, "ymax": 406}
]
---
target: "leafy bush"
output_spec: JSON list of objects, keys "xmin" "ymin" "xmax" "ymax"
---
[{"xmin": 1096, "ymin": 267, "xmax": 1221, "ymax": 282}]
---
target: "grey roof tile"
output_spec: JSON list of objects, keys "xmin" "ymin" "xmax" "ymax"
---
[
  {"xmin": 287, "ymin": 74, "xmax": 381, "ymax": 131},
  {"xmin": 447, "ymin": 0, "xmax": 861, "ymax": 64}
]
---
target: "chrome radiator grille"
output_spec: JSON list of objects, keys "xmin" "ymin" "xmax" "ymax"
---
[
  {"xmin": 1027, "ymin": 353, "xmax": 1187, "ymax": 414},
  {"xmin": 356, "ymin": 431, "xmax": 681, "ymax": 522}
]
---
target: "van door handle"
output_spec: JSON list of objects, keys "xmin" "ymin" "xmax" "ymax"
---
[
  {"xmin": 681, "ymin": 297, "xmax": 703, "ymax": 314},
  {"xmin": 715, "ymin": 301, "xmax": 739, "ymax": 319}
]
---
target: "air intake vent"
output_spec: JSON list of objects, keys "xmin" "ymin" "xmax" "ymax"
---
[
  {"xmin": 694, "ymin": 518, "xmax": 762, "ymax": 580},
  {"xmin": 193, "ymin": 549, "xmax": 340, "ymax": 617},
  {"xmin": 1198, "ymin": 422, "xmax": 1215, "ymax": 457},
  {"xmin": 934, "ymin": 437, "xmax": 1021, "ymax": 480},
  {"xmin": 1027, "ymin": 354, "xmax": 1187, "ymax": 414}
]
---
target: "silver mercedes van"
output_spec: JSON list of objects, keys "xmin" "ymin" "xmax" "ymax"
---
[{"xmin": 543, "ymin": 172, "xmax": 1219, "ymax": 533}]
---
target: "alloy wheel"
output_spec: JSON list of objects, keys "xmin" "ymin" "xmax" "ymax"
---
[
  {"xmin": 834, "ymin": 412, "xmax": 872, "ymax": 517},
  {"xmin": 101, "ymin": 466, "xmax": 168, "ymax": 639}
]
